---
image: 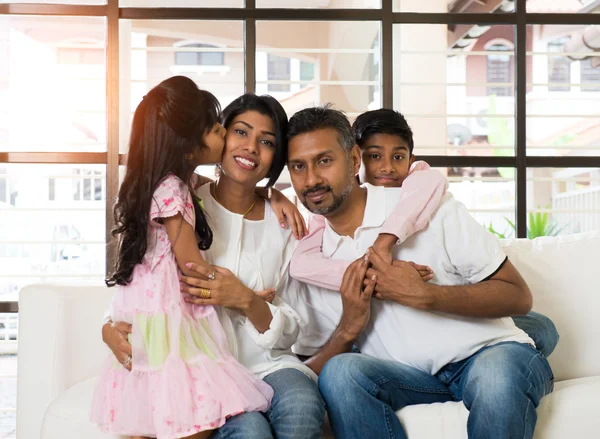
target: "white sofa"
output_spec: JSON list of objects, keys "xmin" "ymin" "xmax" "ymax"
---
[{"xmin": 17, "ymin": 232, "xmax": 600, "ymax": 439}]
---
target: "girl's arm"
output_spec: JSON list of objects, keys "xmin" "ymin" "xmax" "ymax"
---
[
  {"xmin": 163, "ymin": 214, "xmax": 214, "ymax": 278},
  {"xmin": 290, "ymin": 162, "xmax": 447, "ymax": 291}
]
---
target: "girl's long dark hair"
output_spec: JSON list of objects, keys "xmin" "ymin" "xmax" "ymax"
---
[{"xmin": 106, "ymin": 76, "xmax": 220, "ymax": 287}]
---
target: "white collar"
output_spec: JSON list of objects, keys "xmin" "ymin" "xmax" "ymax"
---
[{"xmin": 322, "ymin": 183, "xmax": 387, "ymax": 258}]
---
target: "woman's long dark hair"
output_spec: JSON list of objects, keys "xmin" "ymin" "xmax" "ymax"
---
[
  {"xmin": 221, "ymin": 94, "xmax": 288, "ymax": 187},
  {"xmin": 106, "ymin": 76, "xmax": 220, "ymax": 287}
]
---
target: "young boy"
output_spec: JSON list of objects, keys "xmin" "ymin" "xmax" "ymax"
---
[{"xmin": 290, "ymin": 108, "xmax": 447, "ymax": 290}]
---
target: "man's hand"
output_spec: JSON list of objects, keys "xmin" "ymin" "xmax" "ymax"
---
[
  {"xmin": 102, "ymin": 321, "xmax": 132, "ymax": 371},
  {"xmin": 338, "ymin": 255, "xmax": 376, "ymax": 340},
  {"xmin": 367, "ymin": 247, "xmax": 436, "ymax": 310}
]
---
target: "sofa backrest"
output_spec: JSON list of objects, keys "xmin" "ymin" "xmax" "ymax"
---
[
  {"xmin": 501, "ymin": 231, "xmax": 600, "ymax": 382},
  {"xmin": 17, "ymin": 283, "xmax": 112, "ymax": 439}
]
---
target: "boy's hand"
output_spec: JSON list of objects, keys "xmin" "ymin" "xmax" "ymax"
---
[
  {"xmin": 407, "ymin": 261, "xmax": 434, "ymax": 282},
  {"xmin": 372, "ymin": 233, "xmax": 397, "ymax": 265}
]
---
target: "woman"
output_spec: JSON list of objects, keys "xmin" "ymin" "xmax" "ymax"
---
[{"xmin": 103, "ymin": 93, "xmax": 325, "ymax": 439}]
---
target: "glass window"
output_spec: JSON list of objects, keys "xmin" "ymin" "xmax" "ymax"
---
[
  {"xmin": 527, "ymin": 168, "xmax": 600, "ymax": 236},
  {"xmin": 0, "ymin": 164, "xmax": 106, "ymax": 300},
  {"xmin": 528, "ymin": 25, "xmax": 600, "ymax": 157},
  {"xmin": 486, "ymin": 44, "xmax": 512, "ymax": 97},
  {"xmin": 120, "ymin": 0, "xmax": 242, "ymax": 6},
  {"xmin": 257, "ymin": 21, "xmax": 381, "ymax": 116},
  {"xmin": 175, "ymin": 43, "xmax": 225, "ymax": 67},
  {"xmin": 433, "ymin": 167, "xmax": 515, "ymax": 236},
  {"xmin": 393, "ymin": 24, "xmax": 515, "ymax": 157},
  {"xmin": 119, "ymin": 20, "xmax": 244, "ymax": 153},
  {"xmin": 267, "ymin": 55, "xmax": 291, "ymax": 93},
  {"xmin": 547, "ymin": 38, "xmax": 571, "ymax": 92},
  {"xmin": 580, "ymin": 58, "xmax": 600, "ymax": 92},
  {"xmin": 394, "ymin": 0, "xmax": 514, "ymax": 13},
  {"xmin": 0, "ymin": 16, "xmax": 107, "ymax": 153},
  {"xmin": 257, "ymin": 0, "xmax": 380, "ymax": 8}
]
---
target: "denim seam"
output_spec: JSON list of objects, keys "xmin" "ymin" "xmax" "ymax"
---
[
  {"xmin": 383, "ymin": 403, "xmax": 395, "ymax": 439},
  {"xmin": 374, "ymin": 377, "xmax": 452, "ymax": 395},
  {"xmin": 521, "ymin": 349, "xmax": 553, "ymax": 439}
]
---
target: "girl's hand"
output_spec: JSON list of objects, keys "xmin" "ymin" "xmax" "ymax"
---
[
  {"xmin": 255, "ymin": 288, "xmax": 276, "ymax": 304},
  {"xmin": 102, "ymin": 321, "xmax": 133, "ymax": 371},
  {"xmin": 269, "ymin": 188, "xmax": 307, "ymax": 240},
  {"xmin": 181, "ymin": 263, "xmax": 255, "ymax": 310}
]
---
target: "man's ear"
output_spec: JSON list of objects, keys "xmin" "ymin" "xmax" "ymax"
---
[
  {"xmin": 409, "ymin": 154, "xmax": 415, "ymax": 168},
  {"xmin": 351, "ymin": 144, "xmax": 362, "ymax": 176}
]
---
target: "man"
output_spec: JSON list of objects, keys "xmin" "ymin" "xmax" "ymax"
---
[{"xmin": 285, "ymin": 106, "xmax": 554, "ymax": 439}]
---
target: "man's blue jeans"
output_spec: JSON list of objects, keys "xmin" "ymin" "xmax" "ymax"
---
[
  {"xmin": 513, "ymin": 311, "xmax": 559, "ymax": 358},
  {"xmin": 319, "ymin": 342, "xmax": 554, "ymax": 439},
  {"xmin": 210, "ymin": 368, "xmax": 325, "ymax": 439}
]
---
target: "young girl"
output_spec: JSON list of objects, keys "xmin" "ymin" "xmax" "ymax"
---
[{"xmin": 90, "ymin": 76, "xmax": 273, "ymax": 439}]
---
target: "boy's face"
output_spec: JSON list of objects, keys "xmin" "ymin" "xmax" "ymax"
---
[{"xmin": 359, "ymin": 133, "xmax": 415, "ymax": 187}]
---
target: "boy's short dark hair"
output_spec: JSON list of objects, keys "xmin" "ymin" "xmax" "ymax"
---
[{"xmin": 352, "ymin": 109, "xmax": 414, "ymax": 155}]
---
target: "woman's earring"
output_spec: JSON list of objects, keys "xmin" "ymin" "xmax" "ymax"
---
[
  {"xmin": 185, "ymin": 153, "xmax": 193, "ymax": 161},
  {"xmin": 214, "ymin": 163, "xmax": 222, "ymax": 180}
]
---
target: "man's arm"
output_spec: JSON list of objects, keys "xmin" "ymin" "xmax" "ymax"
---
[
  {"xmin": 367, "ymin": 251, "xmax": 532, "ymax": 318},
  {"xmin": 426, "ymin": 258, "xmax": 531, "ymax": 317},
  {"xmin": 305, "ymin": 257, "xmax": 375, "ymax": 375}
]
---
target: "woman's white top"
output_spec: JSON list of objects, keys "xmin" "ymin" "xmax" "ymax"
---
[{"xmin": 196, "ymin": 183, "xmax": 316, "ymax": 381}]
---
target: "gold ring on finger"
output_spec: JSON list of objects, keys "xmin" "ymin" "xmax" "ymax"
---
[{"xmin": 200, "ymin": 288, "xmax": 211, "ymax": 299}]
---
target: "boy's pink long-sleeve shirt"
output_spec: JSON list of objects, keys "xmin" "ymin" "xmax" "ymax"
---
[{"xmin": 289, "ymin": 161, "xmax": 448, "ymax": 291}]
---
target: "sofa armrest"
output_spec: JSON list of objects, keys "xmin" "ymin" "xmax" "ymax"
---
[{"xmin": 17, "ymin": 284, "xmax": 112, "ymax": 439}]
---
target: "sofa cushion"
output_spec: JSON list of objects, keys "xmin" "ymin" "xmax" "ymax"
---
[
  {"xmin": 45, "ymin": 376, "xmax": 600, "ymax": 439},
  {"xmin": 397, "ymin": 376, "xmax": 600, "ymax": 439},
  {"xmin": 501, "ymin": 232, "xmax": 600, "ymax": 381},
  {"xmin": 42, "ymin": 377, "xmax": 118, "ymax": 439}
]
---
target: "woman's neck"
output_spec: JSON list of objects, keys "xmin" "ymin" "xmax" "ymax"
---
[{"xmin": 213, "ymin": 175, "xmax": 257, "ymax": 216}]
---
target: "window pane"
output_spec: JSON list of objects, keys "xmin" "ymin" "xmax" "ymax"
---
[
  {"xmin": 120, "ymin": 0, "xmax": 242, "ymax": 6},
  {"xmin": 267, "ymin": 55, "xmax": 291, "ymax": 92},
  {"xmin": 257, "ymin": 0, "xmax": 380, "ymax": 8},
  {"xmin": 119, "ymin": 20, "xmax": 244, "ymax": 153},
  {"xmin": 256, "ymin": 21, "xmax": 381, "ymax": 116},
  {"xmin": 527, "ymin": 1, "xmax": 598, "ymax": 13},
  {"xmin": 0, "ymin": 0, "xmax": 104, "ymax": 3},
  {"xmin": 394, "ymin": 0, "xmax": 513, "ymax": 13},
  {"xmin": 394, "ymin": 24, "xmax": 515, "ymax": 157},
  {"xmin": 0, "ymin": 16, "xmax": 106, "ymax": 153},
  {"xmin": 527, "ymin": 25, "xmax": 600, "ymax": 157},
  {"xmin": 527, "ymin": 168, "xmax": 600, "ymax": 236},
  {"xmin": 433, "ymin": 167, "xmax": 516, "ymax": 237},
  {"xmin": 0, "ymin": 164, "xmax": 106, "ymax": 302}
]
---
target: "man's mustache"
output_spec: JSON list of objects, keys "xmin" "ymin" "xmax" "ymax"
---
[{"xmin": 302, "ymin": 184, "xmax": 332, "ymax": 198}]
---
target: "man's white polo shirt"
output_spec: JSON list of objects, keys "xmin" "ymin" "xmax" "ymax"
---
[{"xmin": 294, "ymin": 183, "xmax": 533, "ymax": 375}]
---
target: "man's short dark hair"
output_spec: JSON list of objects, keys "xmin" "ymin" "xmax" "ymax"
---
[
  {"xmin": 287, "ymin": 104, "xmax": 355, "ymax": 153},
  {"xmin": 352, "ymin": 109, "xmax": 414, "ymax": 155}
]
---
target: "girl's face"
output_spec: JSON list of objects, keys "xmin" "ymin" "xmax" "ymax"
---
[
  {"xmin": 220, "ymin": 110, "xmax": 277, "ymax": 186},
  {"xmin": 196, "ymin": 122, "xmax": 226, "ymax": 166}
]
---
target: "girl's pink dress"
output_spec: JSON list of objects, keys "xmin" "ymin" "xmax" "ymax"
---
[{"xmin": 90, "ymin": 174, "xmax": 273, "ymax": 439}]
